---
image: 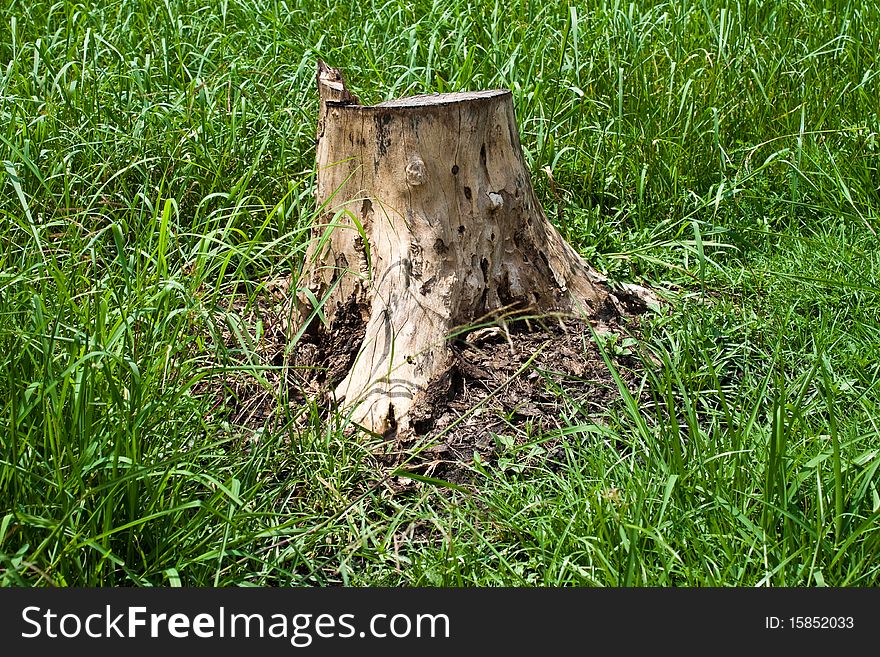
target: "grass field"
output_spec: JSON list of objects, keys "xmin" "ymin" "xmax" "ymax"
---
[{"xmin": 1, "ymin": 0, "xmax": 879, "ymax": 586}]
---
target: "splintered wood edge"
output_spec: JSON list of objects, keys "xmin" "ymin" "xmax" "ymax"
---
[{"xmin": 329, "ymin": 89, "xmax": 512, "ymax": 110}]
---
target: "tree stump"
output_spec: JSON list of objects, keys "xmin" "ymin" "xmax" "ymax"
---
[{"xmin": 297, "ymin": 62, "xmax": 636, "ymax": 436}]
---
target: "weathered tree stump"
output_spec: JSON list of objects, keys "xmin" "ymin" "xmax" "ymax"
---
[{"xmin": 297, "ymin": 62, "xmax": 637, "ymax": 436}]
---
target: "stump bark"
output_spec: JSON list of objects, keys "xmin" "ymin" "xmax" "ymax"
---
[{"xmin": 298, "ymin": 62, "xmax": 628, "ymax": 436}]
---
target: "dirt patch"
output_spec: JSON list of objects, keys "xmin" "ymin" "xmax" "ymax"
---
[
  {"xmin": 383, "ymin": 315, "xmax": 644, "ymax": 484},
  {"xmin": 192, "ymin": 275, "xmax": 648, "ymax": 480},
  {"xmin": 191, "ymin": 275, "xmax": 298, "ymax": 436}
]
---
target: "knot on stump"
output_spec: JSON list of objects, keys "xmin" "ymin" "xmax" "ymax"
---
[
  {"xmin": 487, "ymin": 192, "xmax": 504, "ymax": 211},
  {"xmin": 405, "ymin": 157, "xmax": 427, "ymax": 186}
]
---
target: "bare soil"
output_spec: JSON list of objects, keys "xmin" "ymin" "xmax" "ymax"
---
[{"xmin": 194, "ymin": 275, "xmax": 647, "ymax": 482}]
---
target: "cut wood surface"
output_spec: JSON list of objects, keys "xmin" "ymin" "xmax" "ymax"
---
[{"xmin": 297, "ymin": 62, "xmax": 650, "ymax": 436}]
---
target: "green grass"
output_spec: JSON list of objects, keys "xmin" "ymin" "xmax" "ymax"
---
[{"xmin": 1, "ymin": 0, "xmax": 878, "ymax": 586}]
